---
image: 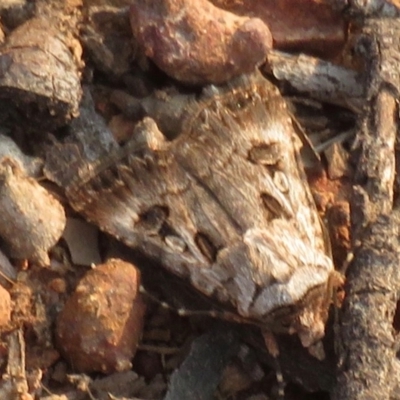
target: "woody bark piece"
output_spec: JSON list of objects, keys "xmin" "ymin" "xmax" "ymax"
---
[
  {"xmin": 0, "ymin": 159, "xmax": 66, "ymax": 266},
  {"xmin": 164, "ymin": 325, "xmax": 240, "ymax": 400},
  {"xmin": 0, "ymin": 133, "xmax": 42, "ymax": 177},
  {"xmin": 0, "ymin": 329, "xmax": 31, "ymax": 399},
  {"xmin": 333, "ymin": 0, "xmax": 400, "ymax": 17},
  {"xmin": 130, "ymin": 0, "xmax": 272, "ymax": 85},
  {"xmin": 351, "ymin": 90, "xmax": 397, "ymax": 236},
  {"xmin": 332, "ymin": 17, "xmax": 400, "ymax": 400},
  {"xmin": 110, "ymin": 88, "xmax": 194, "ymax": 139},
  {"xmin": 264, "ymin": 50, "xmax": 364, "ymax": 112},
  {"xmin": 333, "ymin": 214, "xmax": 400, "ymax": 400},
  {"xmin": 44, "ymin": 87, "xmax": 118, "ymax": 189},
  {"xmin": 81, "ymin": 5, "xmax": 134, "ymax": 79},
  {"xmin": 350, "ymin": 19, "xmax": 400, "ymax": 235},
  {"xmin": 0, "ymin": 16, "xmax": 82, "ymax": 129}
]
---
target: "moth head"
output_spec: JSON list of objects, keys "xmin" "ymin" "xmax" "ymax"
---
[
  {"xmin": 246, "ymin": 252, "xmax": 336, "ymax": 347},
  {"xmin": 242, "ymin": 227, "xmax": 338, "ymax": 346},
  {"xmin": 257, "ymin": 285, "xmax": 326, "ymax": 343},
  {"xmin": 278, "ymin": 271, "xmax": 344, "ymax": 347},
  {"xmin": 288, "ymin": 282, "xmax": 331, "ymax": 347}
]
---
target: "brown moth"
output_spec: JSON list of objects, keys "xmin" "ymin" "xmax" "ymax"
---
[{"xmin": 65, "ymin": 71, "xmax": 335, "ymax": 347}]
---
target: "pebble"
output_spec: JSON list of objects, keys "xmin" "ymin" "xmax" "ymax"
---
[{"xmin": 56, "ymin": 259, "xmax": 146, "ymax": 373}]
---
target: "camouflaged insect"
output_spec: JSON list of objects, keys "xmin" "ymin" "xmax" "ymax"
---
[{"xmin": 65, "ymin": 71, "xmax": 336, "ymax": 347}]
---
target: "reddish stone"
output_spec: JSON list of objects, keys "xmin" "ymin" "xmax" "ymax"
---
[
  {"xmin": 56, "ymin": 259, "xmax": 146, "ymax": 373},
  {"xmin": 130, "ymin": 0, "xmax": 272, "ymax": 84}
]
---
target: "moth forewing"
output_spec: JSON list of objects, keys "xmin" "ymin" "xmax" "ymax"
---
[{"xmin": 65, "ymin": 71, "xmax": 336, "ymax": 347}]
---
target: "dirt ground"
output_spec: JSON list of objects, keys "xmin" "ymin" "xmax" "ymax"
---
[{"xmin": 1, "ymin": 1, "xmax": 398, "ymax": 400}]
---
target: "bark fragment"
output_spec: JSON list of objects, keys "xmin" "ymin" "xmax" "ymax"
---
[
  {"xmin": 332, "ymin": 17, "xmax": 400, "ymax": 400},
  {"xmin": 0, "ymin": 329, "xmax": 32, "ymax": 400},
  {"xmin": 264, "ymin": 50, "xmax": 364, "ymax": 112},
  {"xmin": 0, "ymin": 16, "xmax": 82, "ymax": 128},
  {"xmin": 80, "ymin": 5, "xmax": 133, "ymax": 79}
]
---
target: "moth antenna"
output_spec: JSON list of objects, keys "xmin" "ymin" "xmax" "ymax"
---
[
  {"xmin": 139, "ymin": 285, "xmax": 244, "ymax": 320},
  {"xmin": 139, "ymin": 285, "xmax": 177, "ymax": 312},
  {"xmin": 275, "ymin": 361, "xmax": 285, "ymax": 400},
  {"xmin": 334, "ymin": 302, "xmax": 345, "ymax": 366},
  {"xmin": 340, "ymin": 251, "xmax": 354, "ymax": 275},
  {"xmin": 263, "ymin": 330, "xmax": 286, "ymax": 398}
]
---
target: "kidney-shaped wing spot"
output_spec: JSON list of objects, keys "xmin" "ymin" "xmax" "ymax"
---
[{"xmin": 247, "ymin": 143, "xmax": 283, "ymax": 166}]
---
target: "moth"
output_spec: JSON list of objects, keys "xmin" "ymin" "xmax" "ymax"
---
[{"xmin": 64, "ymin": 71, "xmax": 336, "ymax": 347}]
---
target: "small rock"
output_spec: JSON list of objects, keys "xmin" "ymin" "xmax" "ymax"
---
[
  {"xmin": 108, "ymin": 114, "xmax": 136, "ymax": 143},
  {"xmin": 130, "ymin": 0, "xmax": 272, "ymax": 85},
  {"xmin": 0, "ymin": 159, "xmax": 66, "ymax": 267},
  {"xmin": 56, "ymin": 259, "xmax": 146, "ymax": 374},
  {"xmin": 62, "ymin": 218, "xmax": 101, "ymax": 266}
]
